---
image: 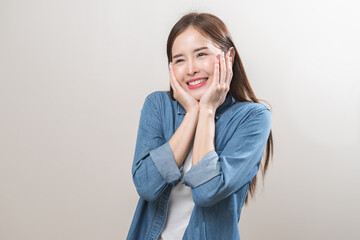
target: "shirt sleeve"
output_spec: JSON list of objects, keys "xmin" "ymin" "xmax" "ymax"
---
[
  {"xmin": 183, "ymin": 107, "xmax": 272, "ymax": 207},
  {"xmin": 132, "ymin": 93, "xmax": 182, "ymax": 202}
]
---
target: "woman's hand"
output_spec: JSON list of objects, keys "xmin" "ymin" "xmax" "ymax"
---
[
  {"xmin": 199, "ymin": 50, "xmax": 233, "ymax": 113},
  {"xmin": 169, "ymin": 62, "xmax": 199, "ymax": 114}
]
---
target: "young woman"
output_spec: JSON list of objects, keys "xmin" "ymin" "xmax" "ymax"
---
[{"xmin": 127, "ymin": 12, "xmax": 273, "ymax": 240}]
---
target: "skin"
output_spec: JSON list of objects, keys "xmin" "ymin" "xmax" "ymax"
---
[{"xmin": 168, "ymin": 26, "xmax": 235, "ymax": 167}]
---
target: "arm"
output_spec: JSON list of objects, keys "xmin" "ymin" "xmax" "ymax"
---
[
  {"xmin": 132, "ymin": 93, "xmax": 198, "ymax": 202},
  {"xmin": 192, "ymin": 107, "xmax": 215, "ymax": 166},
  {"xmin": 184, "ymin": 107, "xmax": 272, "ymax": 207},
  {"xmin": 192, "ymin": 49, "xmax": 232, "ymax": 166},
  {"xmin": 168, "ymin": 62, "xmax": 200, "ymax": 167},
  {"xmin": 170, "ymin": 109, "xmax": 199, "ymax": 167}
]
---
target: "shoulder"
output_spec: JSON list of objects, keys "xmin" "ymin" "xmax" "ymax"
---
[
  {"xmin": 233, "ymin": 101, "xmax": 271, "ymax": 115},
  {"xmin": 144, "ymin": 91, "xmax": 172, "ymax": 104},
  {"xmin": 230, "ymin": 101, "xmax": 272, "ymax": 126},
  {"xmin": 143, "ymin": 91, "xmax": 176, "ymax": 114}
]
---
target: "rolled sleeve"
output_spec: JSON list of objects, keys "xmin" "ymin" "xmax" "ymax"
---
[
  {"xmin": 183, "ymin": 150, "xmax": 221, "ymax": 188},
  {"xmin": 183, "ymin": 107, "xmax": 272, "ymax": 207},
  {"xmin": 150, "ymin": 141, "xmax": 182, "ymax": 185}
]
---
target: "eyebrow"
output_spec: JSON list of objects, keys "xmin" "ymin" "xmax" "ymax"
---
[{"xmin": 173, "ymin": 47, "xmax": 209, "ymax": 59}]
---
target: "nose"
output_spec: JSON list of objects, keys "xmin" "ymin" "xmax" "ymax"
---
[{"xmin": 186, "ymin": 60, "xmax": 198, "ymax": 75}]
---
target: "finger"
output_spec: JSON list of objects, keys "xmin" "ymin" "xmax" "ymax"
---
[
  {"xmin": 169, "ymin": 62, "xmax": 181, "ymax": 91},
  {"xmin": 224, "ymin": 51, "xmax": 230, "ymax": 84},
  {"xmin": 225, "ymin": 52, "xmax": 233, "ymax": 86},
  {"xmin": 213, "ymin": 57, "xmax": 220, "ymax": 87},
  {"xmin": 168, "ymin": 63, "xmax": 175, "ymax": 89},
  {"xmin": 219, "ymin": 51, "xmax": 226, "ymax": 84}
]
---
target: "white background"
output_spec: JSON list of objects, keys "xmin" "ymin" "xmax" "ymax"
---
[{"xmin": 0, "ymin": 0, "xmax": 359, "ymax": 239}]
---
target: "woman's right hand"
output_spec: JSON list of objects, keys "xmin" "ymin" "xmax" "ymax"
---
[{"xmin": 169, "ymin": 62, "xmax": 199, "ymax": 114}]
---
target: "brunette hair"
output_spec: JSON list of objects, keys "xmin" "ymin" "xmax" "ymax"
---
[{"xmin": 166, "ymin": 12, "xmax": 274, "ymax": 205}]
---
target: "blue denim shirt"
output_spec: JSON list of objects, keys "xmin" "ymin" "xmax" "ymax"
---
[{"xmin": 127, "ymin": 91, "xmax": 272, "ymax": 240}]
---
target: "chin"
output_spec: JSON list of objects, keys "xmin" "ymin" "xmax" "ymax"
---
[{"xmin": 189, "ymin": 92, "xmax": 204, "ymax": 101}]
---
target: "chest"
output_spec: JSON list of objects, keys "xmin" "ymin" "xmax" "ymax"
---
[{"xmin": 162, "ymin": 112, "xmax": 238, "ymax": 153}]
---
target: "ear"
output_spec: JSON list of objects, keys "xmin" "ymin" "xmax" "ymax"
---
[{"xmin": 229, "ymin": 47, "xmax": 236, "ymax": 62}]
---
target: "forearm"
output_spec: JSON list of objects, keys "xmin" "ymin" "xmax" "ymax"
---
[
  {"xmin": 169, "ymin": 109, "xmax": 199, "ymax": 167},
  {"xmin": 192, "ymin": 107, "xmax": 215, "ymax": 165}
]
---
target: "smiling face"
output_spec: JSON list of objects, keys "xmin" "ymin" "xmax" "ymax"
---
[{"xmin": 171, "ymin": 26, "xmax": 223, "ymax": 101}]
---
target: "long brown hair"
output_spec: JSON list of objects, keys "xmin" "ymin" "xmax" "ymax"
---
[{"xmin": 166, "ymin": 12, "xmax": 274, "ymax": 205}]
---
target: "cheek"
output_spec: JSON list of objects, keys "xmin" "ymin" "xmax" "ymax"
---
[
  {"xmin": 203, "ymin": 57, "xmax": 216, "ymax": 74},
  {"xmin": 173, "ymin": 67, "xmax": 187, "ymax": 85}
]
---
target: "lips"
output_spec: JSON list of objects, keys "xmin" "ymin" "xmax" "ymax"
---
[
  {"xmin": 186, "ymin": 77, "xmax": 208, "ymax": 84},
  {"xmin": 187, "ymin": 77, "xmax": 208, "ymax": 89}
]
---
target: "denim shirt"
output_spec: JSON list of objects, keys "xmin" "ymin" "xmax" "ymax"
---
[{"xmin": 127, "ymin": 91, "xmax": 272, "ymax": 240}]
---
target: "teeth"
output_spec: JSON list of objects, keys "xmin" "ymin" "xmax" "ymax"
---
[{"xmin": 188, "ymin": 78, "xmax": 207, "ymax": 86}]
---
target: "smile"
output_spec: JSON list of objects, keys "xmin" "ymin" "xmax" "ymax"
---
[{"xmin": 187, "ymin": 78, "xmax": 208, "ymax": 89}]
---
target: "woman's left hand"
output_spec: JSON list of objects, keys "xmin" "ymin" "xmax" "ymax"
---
[{"xmin": 199, "ymin": 50, "xmax": 233, "ymax": 113}]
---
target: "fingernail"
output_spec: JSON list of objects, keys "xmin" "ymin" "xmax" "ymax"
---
[
  {"xmin": 169, "ymin": 63, "xmax": 172, "ymax": 69},
  {"xmin": 222, "ymin": 52, "xmax": 225, "ymax": 58}
]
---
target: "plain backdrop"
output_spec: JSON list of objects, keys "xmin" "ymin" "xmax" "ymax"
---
[{"xmin": 1, "ymin": 0, "xmax": 359, "ymax": 239}]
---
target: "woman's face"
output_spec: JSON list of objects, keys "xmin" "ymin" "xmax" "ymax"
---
[{"xmin": 171, "ymin": 26, "xmax": 223, "ymax": 101}]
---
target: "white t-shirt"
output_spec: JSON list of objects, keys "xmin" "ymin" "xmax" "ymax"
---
[{"xmin": 158, "ymin": 146, "xmax": 195, "ymax": 240}]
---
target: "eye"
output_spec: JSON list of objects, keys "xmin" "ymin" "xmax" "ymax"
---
[
  {"xmin": 197, "ymin": 52, "xmax": 207, "ymax": 57},
  {"xmin": 174, "ymin": 59, "xmax": 184, "ymax": 64}
]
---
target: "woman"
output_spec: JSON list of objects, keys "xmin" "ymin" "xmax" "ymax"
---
[{"xmin": 127, "ymin": 12, "xmax": 273, "ymax": 240}]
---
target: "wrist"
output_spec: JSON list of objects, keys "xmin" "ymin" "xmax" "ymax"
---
[
  {"xmin": 185, "ymin": 108, "xmax": 199, "ymax": 122},
  {"xmin": 199, "ymin": 104, "xmax": 216, "ymax": 115},
  {"xmin": 199, "ymin": 106, "xmax": 216, "ymax": 118},
  {"xmin": 186, "ymin": 105, "xmax": 199, "ymax": 115}
]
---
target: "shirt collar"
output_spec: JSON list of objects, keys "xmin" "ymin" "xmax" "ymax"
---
[{"xmin": 177, "ymin": 93, "xmax": 236, "ymax": 119}]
